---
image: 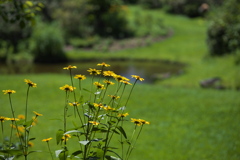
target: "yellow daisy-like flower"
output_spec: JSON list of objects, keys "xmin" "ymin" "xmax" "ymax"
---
[
  {"xmin": 122, "ymin": 81, "xmax": 132, "ymax": 85},
  {"xmin": 93, "ymin": 82, "xmax": 105, "ymax": 90},
  {"xmin": 131, "ymin": 75, "xmax": 144, "ymax": 81},
  {"xmin": 2, "ymin": 90, "xmax": 16, "ymax": 94},
  {"xmin": 33, "ymin": 111, "xmax": 43, "ymax": 117},
  {"xmin": 97, "ymin": 62, "xmax": 110, "ymax": 67},
  {"xmin": 69, "ymin": 102, "xmax": 80, "ymax": 107},
  {"xmin": 103, "ymin": 80, "xmax": 115, "ymax": 85},
  {"xmin": 62, "ymin": 134, "xmax": 71, "ymax": 141},
  {"xmin": 108, "ymin": 95, "xmax": 120, "ymax": 100},
  {"xmin": 42, "ymin": 137, "xmax": 53, "ymax": 142},
  {"xmin": 9, "ymin": 118, "xmax": 20, "ymax": 121},
  {"xmin": 18, "ymin": 114, "xmax": 25, "ymax": 119},
  {"xmin": 93, "ymin": 103, "xmax": 104, "ymax": 108},
  {"xmin": 74, "ymin": 74, "xmax": 86, "ymax": 80},
  {"xmin": 59, "ymin": 84, "xmax": 76, "ymax": 92},
  {"xmin": 104, "ymin": 106, "xmax": 115, "ymax": 111},
  {"xmin": 103, "ymin": 70, "xmax": 116, "ymax": 77},
  {"xmin": 131, "ymin": 118, "xmax": 142, "ymax": 126},
  {"xmin": 87, "ymin": 68, "xmax": 101, "ymax": 75},
  {"xmin": 113, "ymin": 75, "xmax": 130, "ymax": 82},
  {"xmin": 117, "ymin": 112, "xmax": 129, "ymax": 117},
  {"xmin": 28, "ymin": 142, "xmax": 34, "ymax": 147},
  {"xmin": 18, "ymin": 126, "xmax": 25, "ymax": 133},
  {"xmin": 24, "ymin": 79, "xmax": 37, "ymax": 87},
  {"xmin": 63, "ymin": 65, "xmax": 77, "ymax": 70},
  {"xmin": 0, "ymin": 116, "xmax": 10, "ymax": 122},
  {"xmin": 139, "ymin": 119, "xmax": 150, "ymax": 125},
  {"xmin": 88, "ymin": 121, "xmax": 100, "ymax": 125}
]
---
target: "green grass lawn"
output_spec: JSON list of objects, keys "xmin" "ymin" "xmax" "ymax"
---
[
  {"xmin": 1, "ymin": 5, "xmax": 240, "ymax": 160},
  {"xmin": 1, "ymin": 73, "xmax": 240, "ymax": 160}
]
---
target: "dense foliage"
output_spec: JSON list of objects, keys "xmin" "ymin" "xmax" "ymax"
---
[{"xmin": 207, "ymin": 0, "xmax": 240, "ymax": 55}]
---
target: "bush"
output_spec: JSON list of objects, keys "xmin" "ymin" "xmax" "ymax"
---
[
  {"xmin": 207, "ymin": 0, "xmax": 240, "ymax": 56},
  {"xmin": 30, "ymin": 20, "xmax": 67, "ymax": 63}
]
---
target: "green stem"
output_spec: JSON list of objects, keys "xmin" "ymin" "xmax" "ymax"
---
[
  {"xmin": 8, "ymin": 94, "xmax": 23, "ymax": 151},
  {"xmin": 125, "ymin": 125, "xmax": 137, "ymax": 160},
  {"xmin": 47, "ymin": 142, "xmax": 54, "ymax": 160}
]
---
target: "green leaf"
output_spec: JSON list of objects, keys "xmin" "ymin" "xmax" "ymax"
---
[
  {"xmin": 56, "ymin": 129, "xmax": 64, "ymax": 145},
  {"xmin": 79, "ymin": 140, "xmax": 89, "ymax": 145},
  {"xmin": 116, "ymin": 126, "xmax": 127, "ymax": 139},
  {"xmin": 70, "ymin": 150, "xmax": 82, "ymax": 158},
  {"xmin": 105, "ymin": 150, "xmax": 122, "ymax": 159},
  {"xmin": 59, "ymin": 150, "xmax": 68, "ymax": 160},
  {"xmin": 105, "ymin": 155, "xmax": 121, "ymax": 160},
  {"xmin": 64, "ymin": 130, "xmax": 82, "ymax": 135},
  {"xmin": 28, "ymin": 150, "xmax": 41, "ymax": 155},
  {"xmin": 29, "ymin": 137, "xmax": 36, "ymax": 141}
]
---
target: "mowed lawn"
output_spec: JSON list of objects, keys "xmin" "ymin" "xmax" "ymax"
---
[{"xmin": 0, "ymin": 74, "xmax": 240, "ymax": 160}]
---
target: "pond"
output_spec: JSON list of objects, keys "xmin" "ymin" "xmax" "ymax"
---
[{"xmin": 0, "ymin": 60, "xmax": 185, "ymax": 83}]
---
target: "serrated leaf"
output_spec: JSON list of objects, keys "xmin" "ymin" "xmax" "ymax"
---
[
  {"xmin": 56, "ymin": 129, "xmax": 64, "ymax": 145},
  {"xmin": 116, "ymin": 126, "xmax": 127, "ymax": 139}
]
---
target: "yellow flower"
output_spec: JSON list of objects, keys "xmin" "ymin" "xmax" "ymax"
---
[
  {"xmin": 97, "ymin": 62, "xmax": 110, "ymax": 67},
  {"xmin": 122, "ymin": 81, "xmax": 132, "ymax": 85},
  {"xmin": 103, "ymin": 106, "xmax": 115, "ymax": 111},
  {"xmin": 0, "ymin": 116, "xmax": 10, "ymax": 122},
  {"xmin": 2, "ymin": 90, "xmax": 16, "ymax": 94},
  {"xmin": 59, "ymin": 84, "xmax": 76, "ymax": 92},
  {"xmin": 108, "ymin": 95, "xmax": 120, "ymax": 100},
  {"xmin": 24, "ymin": 79, "xmax": 37, "ymax": 87},
  {"xmin": 117, "ymin": 112, "xmax": 129, "ymax": 117},
  {"xmin": 18, "ymin": 114, "xmax": 25, "ymax": 119},
  {"xmin": 88, "ymin": 121, "xmax": 100, "ymax": 125},
  {"xmin": 131, "ymin": 75, "xmax": 144, "ymax": 81},
  {"xmin": 87, "ymin": 68, "xmax": 101, "ymax": 75},
  {"xmin": 62, "ymin": 134, "xmax": 71, "ymax": 141},
  {"xmin": 28, "ymin": 142, "xmax": 34, "ymax": 147},
  {"xmin": 103, "ymin": 80, "xmax": 115, "ymax": 85},
  {"xmin": 42, "ymin": 137, "xmax": 53, "ymax": 142},
  {"xmin": 74, "ymin": 74, "xmax": 86, "ymax": 80},
  {"xmin": 9, "ymin": 118, "xmax": 20, "ymax": 121},
  {"xmin": 93, "ymin": 103, "xmax": 104, "ymax": 108},
  {"xmin": 93, "ymin": 82, "xmax": 105, "ymax": 90},
  {"xmin": 131, "ymin": 118, "xmax": 142, "ymax": 126},
  {"xmin": 33, "ymin": 111, "xmax": 43, "ymax": 117},
  {"xmin": 103, "ymin": 70, "xmax": 116, "ymax": 77},
  {"xmin": 18, "ymin": 126, "xmax": 25, "ymax": 133},
  {"xmin": 113, "ymin": 75, "xmax": 129, "ymax": 82},
  {"xmin": 63, "ymin": 65, "xmax": 77, "ymax": 70},
  {"xmin": 69, "ymin": 102, "xmax": 80, "ymax": 107},
  {"xmin": 139, "ymin": 119, "xmax": 150, "ymax": 125}
]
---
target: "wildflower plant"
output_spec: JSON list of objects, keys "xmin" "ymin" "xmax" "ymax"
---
[
  {"xmin": 1, "ymin": 62, "xmax": 149, "ymax": 160},
  {"xmin": 55, "ymin": 63, "xmax": 149, "ymax": 160},
  {"xmin": 1, "ymin": 80, "xmax": 42, "ymax": 160}
]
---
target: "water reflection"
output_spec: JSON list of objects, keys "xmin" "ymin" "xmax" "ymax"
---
[{"xmin": 0, "ymin": 60, "xmax": 184, "ymax": 83}]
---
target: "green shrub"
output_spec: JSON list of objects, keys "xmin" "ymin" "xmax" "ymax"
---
[
  {"xmin": 207, "ymin": 0, "xmax": 240, "ymax": 56},
  {"xmin": 30, "ymin": 20, "xmax": 67, "ymax": 63}
]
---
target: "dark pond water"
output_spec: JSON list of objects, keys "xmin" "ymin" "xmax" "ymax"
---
[{"xmin": 0, "ymin": 60, "xmax": 185, "ymax": 83}]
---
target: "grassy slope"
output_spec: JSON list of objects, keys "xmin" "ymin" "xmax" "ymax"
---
[{"xmin": 68, "ymin": 6, "xmax": 239, "ymax": 88}]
